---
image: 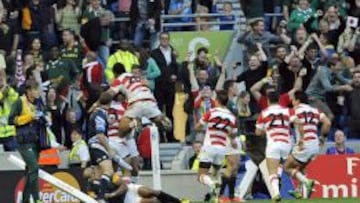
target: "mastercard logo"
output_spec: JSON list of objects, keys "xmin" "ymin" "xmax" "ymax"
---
[{"xmin": 14, "ymin": 172, "xmax": 81, "ymax": 203}]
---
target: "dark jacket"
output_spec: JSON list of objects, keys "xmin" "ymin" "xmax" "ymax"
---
[
  {"xmin": 130, "ymin": 0, "xmax": 162, "ymax": 31},
  {"xmin": 80, "ymin": 17, "xmax": 102, "ymax": 51},
  {"xmin": 151, "ymin": 46, "xmax": 178, "ymax": 87},
  {"xmin": 278, "ymin": 60, "xmax": 312, "ymax": 94}
]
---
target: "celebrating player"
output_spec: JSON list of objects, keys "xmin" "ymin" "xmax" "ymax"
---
[
  {"xmin": 284, "ymin": 91, "xmax": 331, "ymax": 199},
  {"xmin": 195, "ymin": 90, "xmax": 238, "ymax": 201},
  {"xmin": 108, "ymin": 63, "xmax": 171, "ymax": 138},
  {"xmin": 255, "ymin": 89, "xmax": 294, "ymax": 202}
]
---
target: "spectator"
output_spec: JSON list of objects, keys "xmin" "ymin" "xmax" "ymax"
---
[
  {"xmin": 26, "ymin": 37, "xmax": 44, "ymax": 65},
  {"xmin": 326, "ymin": 129, "xmax": 355, "ymax": 154},
  {"xmin": 0, "ymin": 3, "xmax": 20, "ymax": 58},
  {"xmin": 193, "ymin": 47, "xmax": 221, "ymax": 84},
  {"xmin": 130, "ymin": 0, "xmax": 162, "ymax": 48},
  {"xmin": 0, "ymin": 72, "xmax": 18, "ymax": 151},
  {"xmin": 306, "ymin": 54, "xmax": 353, "ymax": 121},
  {"xmin": 348, "ymin": 28, "xmax": 360, "ymax": 65},
  {"xmin": 69, "ymin": 129, "xmax": 90, "ymax": 168},
  {"xmin": 236, "ymin": 91, "xmax": 252, "ymax": 133},
  {"xmin": 135, "ymin": 47, "xmax": 161, "ymax": 92},
  {"xmin": 54, "ymin": 0, "xmax": 81, "ymax": 35},
  {"xmin": 165, "ymin": 0, "xmax": 193, "ymax": 31},
  {"xmin": 288, "ymin": 0, "xmax": 314, "ymax": 33},
  {"xmin": 60, "ymin": 29, "xmax": 84, "ymax": 71},
  {"xmin": 349, "ymin": 0, "xmax": 360, "ymax": 17},
  {"xmin": 238, "ymin": 19, "xmax": 291, "ymax": 54},
  {"xmin": 218, "ymin": 1, "xmax": 235, "ymax": 31},
  {"xmin": 347, "ymin": 71, "xmax": 360, "ymax": 139},
  {"xmin": 311, "ymin": 0, "xmax": 348, "ymax": 16},
  {"xmin": 188, "ymin": 140, "xmax": 202, "ymax": 170},
  {"xmin": 81, "ymin": 51, "xmax": 104, "ymax": 96},
  {"xmin": 81, "ymin": 0, "xmax": 104, "ymax": 24},
  {"xmin": 195, "ymin": 5, "xmax": 211, "ymax": 31},
  {"xmin": 45, "ymin": 45, "xmax": 78, "ymax": 95},
  {"xmin": 80, "ymin": 10, "xmax": 114, "ymax": 65},
  {"xmin": 114, "ymin": 0, "xmax": 132, "ymax": 40},
  {"xmin": 269, "ymin": 44, "xmax": 288, "ymax": 69},
  {"xmin": 106, "ymin": 38, "xmax": 139, "ymax": 80},
  {"xmin": 151, "ymin": 32, "xmax": 178, "ymax": 142},
  {"xmin": 45, "ymin": 87, "xmax": 64, "ymax": 144},
  {"xmin": 240, "ymin": 0, "xmax": 264, "ymax": 21}
]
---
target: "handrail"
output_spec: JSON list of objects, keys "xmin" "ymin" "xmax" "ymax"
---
[
  {"xmin": 162, "ymin": 21, "xmax": 238, "ymax": 27},
  {"xmin": 162, "ymin": 13, "xmax": 240, "ymax": 19}
]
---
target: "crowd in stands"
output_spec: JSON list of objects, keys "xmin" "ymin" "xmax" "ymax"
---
[{"xmin": 0, "ymin": 0, "xmax": 359, "ymax": 171}]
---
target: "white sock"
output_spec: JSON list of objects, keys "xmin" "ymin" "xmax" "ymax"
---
[
  {"xmin": 293, "ymin": 170, "xmax": 308, "ymax": 184},
  {"xmin": 269, "ymin": 174, "xmax": 280, "ymax": 196},
  {"xmin": 200, "ymin": 174, "xmax": 215, "ymax": 189}
]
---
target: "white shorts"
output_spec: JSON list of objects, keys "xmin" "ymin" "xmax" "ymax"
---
[
  {"xmin": 124, "ymin": 183, "xmax": 142, "ymax": 203},
  {"xmin": 125, "ymin": 101, "xmax": 162, "ymax": 119},
  {"xmin": 109, "ymin": 137, "xmax": 140, "ymax": 158},
  {"xmin": 198, "ymin": 145, "xmax": 227, "ymax": 166},
  {"xmin": 226, "ymin": 137, "xmax": 242, "ymax": 155},
  {"xmin": 109, "ymin": 136, "xmax": 130, "ymax": 158},
  {"xmin": 291, "ymin": 144, "xmax": 319, "ymax": 163},
  {"xmin": 266, "ymin": 142, "xmax": 291, "ymax": 160}
]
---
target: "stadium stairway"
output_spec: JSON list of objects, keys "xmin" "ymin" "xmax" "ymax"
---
[{"xmin": 159, "ymin": 143, "xmax": 183, "ymax": 170}]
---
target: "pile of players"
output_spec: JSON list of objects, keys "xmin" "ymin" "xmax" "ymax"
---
[{"xmin": 83, "ymin": 63, "xmax": 186, "ymax": 203}]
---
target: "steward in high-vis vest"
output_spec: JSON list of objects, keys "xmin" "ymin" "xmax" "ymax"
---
[
  {"xmin": 69, "ymin": 129, "xmax": 90, "ymax": 168},
  {"xmin": 0, "ymin": 84, "xmax": 18, "ymax": 151},
  {"xmin": 8, "ymin": 80, "xmax": 43, "ymax": 203}
]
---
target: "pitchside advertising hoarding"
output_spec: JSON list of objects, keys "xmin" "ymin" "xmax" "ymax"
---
[{"xmin": 0, "ymin": 155, "xmax": 359, "ymax": 202}]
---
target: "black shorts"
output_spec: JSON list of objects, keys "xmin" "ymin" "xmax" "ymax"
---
[{"xmin": 89, "ymin": 148, "xmax": 110, "ymax": 166}]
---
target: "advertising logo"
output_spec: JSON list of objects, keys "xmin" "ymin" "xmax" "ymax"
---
[{"xmin": 14, "ymin": 172, "xmax": 81, "ymax": 203}]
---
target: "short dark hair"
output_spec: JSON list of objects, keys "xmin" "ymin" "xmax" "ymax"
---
[
  {"xmin": 112, "ymin": 63, "xmax": 126, "ymax": 76},
  {"xmin": 216, "ymin": 90, "xmax": 229, "ymax": 106},
  {"xmin": 353, "ymin": 71, "xmax": 360, "ymax": 76},
  {"xmin": 197, "ymin": 47, "xmax": 209, "ymax": 55},
  {"xmin": 294, "ymin": 91, "xmax": 308, "ymax": 104},
  {"xmin": 223, "ymin": 80, "xmax": 235, "ymax": 93},
  {"xmin": 98, "ymin": 91, "xmax": 114, "ymax": 105},
  {"xmin": 24, "ymin": 80, "xmax": 39, "ymax": 90},
  {"xmin": 266, "ymin": 89, "xmax": 279, "ymax": 104},
  {"xmin": 306, "ymin": 42, "xmax": 318, "ymax": 51}
]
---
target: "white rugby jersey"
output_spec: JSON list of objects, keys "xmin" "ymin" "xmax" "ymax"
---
[
  {"xmin": 256, "ymin": 104, "xmax": 294, "ymax": 144},
  {"xmin": 110, "ymin": 73, "xmax": 155, "ymax": 104},
  {"xmin": 292, "ymin": 104, "xmax": 324, "ymax": 145},
  {"xmin": 200, "ymin": 107, "xmax": 237, "ymax": 148}
]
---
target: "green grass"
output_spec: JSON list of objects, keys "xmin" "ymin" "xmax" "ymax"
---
[{"xmin": 193, "ymin": 198, "xmax": 359, "ymax": 203}]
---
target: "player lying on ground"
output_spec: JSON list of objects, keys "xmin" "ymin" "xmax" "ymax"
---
[
  {"xmin": 83, "ymin": 166, "xmax": 185, "ymax": 203},
  {"xmin": 284, "ymin": 91, "xmax": 331, "ymax": 199},
  {"xmin": 195, "ymin": 90, "xmax": 238, "ymax": 202}
]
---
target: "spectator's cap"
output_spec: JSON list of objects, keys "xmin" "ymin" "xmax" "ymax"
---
[{"xmin": 328, "ymin": 53, "xmax": 341, "ymax": 65}]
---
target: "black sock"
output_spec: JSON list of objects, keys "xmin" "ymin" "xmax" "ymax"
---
[
  {"xmin": 228, "ymin": 176, "xmax": 237, "ymax": 199},
  {"xmin": 98, "ymin": 175, "xmax": 111, "ymax": 199},
  {"xmin": 157, "ymin": 191, "xmax": 181, "ymax": 203},
  {"xmin": 219, "ymin": 175, "xmax": 229, "ymax": 196}
]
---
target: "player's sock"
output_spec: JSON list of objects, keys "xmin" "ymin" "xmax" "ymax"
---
[
  {"xmin": 269, "ymin": 174, "xmax": 280, "ymax": 196},
  {"xmin": 219, "ymin": 175, "xmax": 229, "ymax": 196},
  {"xmin": 199, "ymin": 174, "xmax": 215, "ymax": 189},
  {"xmin": 98, "ymin": 174, "xmax": 111, "ymax": 199},
  {"xmin": 113, "ymin": 155, "xmax": 133, "ymax": 171},
  {"xmin": 228, "ymin": 176, "xmax": 237, "ymax": 199},
  {"xmin": 131, "ymin": 176, "xmax": 140, "ymax": 183},
  {"xmin": 291, "ymin": 169, "xmax": 308, "ymax": 184},
  {"xmin": 157, "ymin": 191, "xmax": 181, "ymax": 203}
]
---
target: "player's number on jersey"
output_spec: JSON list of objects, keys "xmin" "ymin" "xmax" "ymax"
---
[
  {"xmin": 129, "ymin": 76, "xmax": 141, "ymax": 84},
  {"xmin": 301, "ymin": 111, "xmax": 315, "ymax": 124},
  {"xmin": 269, "ymin": 113, "xmax": 285, "ymax": 127},
  {"xmin": 213, "ymin": 116, "xmax": 231, "ymax": 130}
]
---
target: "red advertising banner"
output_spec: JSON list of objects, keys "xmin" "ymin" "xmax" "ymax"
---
[{"xmin": 307, "ymin": 154, "xmax": 360, "ymax": 199}]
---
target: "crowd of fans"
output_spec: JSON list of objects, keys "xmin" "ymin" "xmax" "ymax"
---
[{"xmin": 0, "ymin": 0, "xmax": 359, "ymax": 171}]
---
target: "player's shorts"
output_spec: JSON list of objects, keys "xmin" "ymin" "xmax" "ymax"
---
[
  {"xmin": 291, "ymin": 144, "xmax": 319, "ymax": 163},
  {"xmin": 226, "ymin": 137, "xmax": 242, "ymax": 155},
  {"xmin": 109, "ymin": 136, "xmax": 130, "ymax": 158},
  {"xmin": 124, "ymin": 183, "xmax": 142, "ymax": 203},
  {"xmin": 265, "ymin": 142, "xmax": 291, "ymax": 160},
  {"xmin": 89, "ymin": 146, "xmax": 110, "ymax": 166},
  {"xmin": 125, "ymin": 100, "xmax": 162, "ymax": 119},
  {"xmin": 198, "ymin": 145, "xmax": 227, "ymax": 167}
]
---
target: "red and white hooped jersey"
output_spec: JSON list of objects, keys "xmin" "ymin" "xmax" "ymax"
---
[
  {"xmin": 256, "ymin": 104, "xmax": 294, "ymax": 144},
  {"xmin": 107, "ymin": 101, "xmax": 126, "ymax": 137},
  {"xmin": 200, "ymin": 107, "xmax": 237, "ymax": 148},
  {"xmin": 110, "ymin": 73, "xmax": 155, "ymax": 104},
  {"xmin": 292, "ymin": 104, "xmax": 324, "ymax": 145}
]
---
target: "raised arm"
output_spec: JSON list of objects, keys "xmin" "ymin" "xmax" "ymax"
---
[
  {"xmin": 256, "ymin": 43, "xmax": 267, "ymax": 62},
  {"xmin": 215, "ymin": 65, "xmax": 226, "ymax": 91},
  {"xmin": 288, "ymin": 68, "xmax": 306, "ymax": 99},
  {"xmin": 250, "ymin": 77, "xmax": 268, "ymax": 101},
  {"xmin": 186, "ymin": 52, "xmax": 199, "ymax": 92}
]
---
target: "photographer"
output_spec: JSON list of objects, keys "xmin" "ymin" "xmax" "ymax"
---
[
  {"xmin": 0, "ymin": 74, "xmax": 19, "ymax": 151},
  {"xmin": 8, "ymin": 80, "xmax": 44, "ymax": 203}
]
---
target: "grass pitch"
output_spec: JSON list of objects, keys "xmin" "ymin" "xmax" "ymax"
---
[{"xmin": 193, "ymin": 198, "xmax": 359, "ymax": 203}]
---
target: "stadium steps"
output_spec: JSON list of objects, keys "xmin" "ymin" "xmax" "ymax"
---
[{"xmin": 159, "ymin": 143, "xmax": 183, "ymax": 170}]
